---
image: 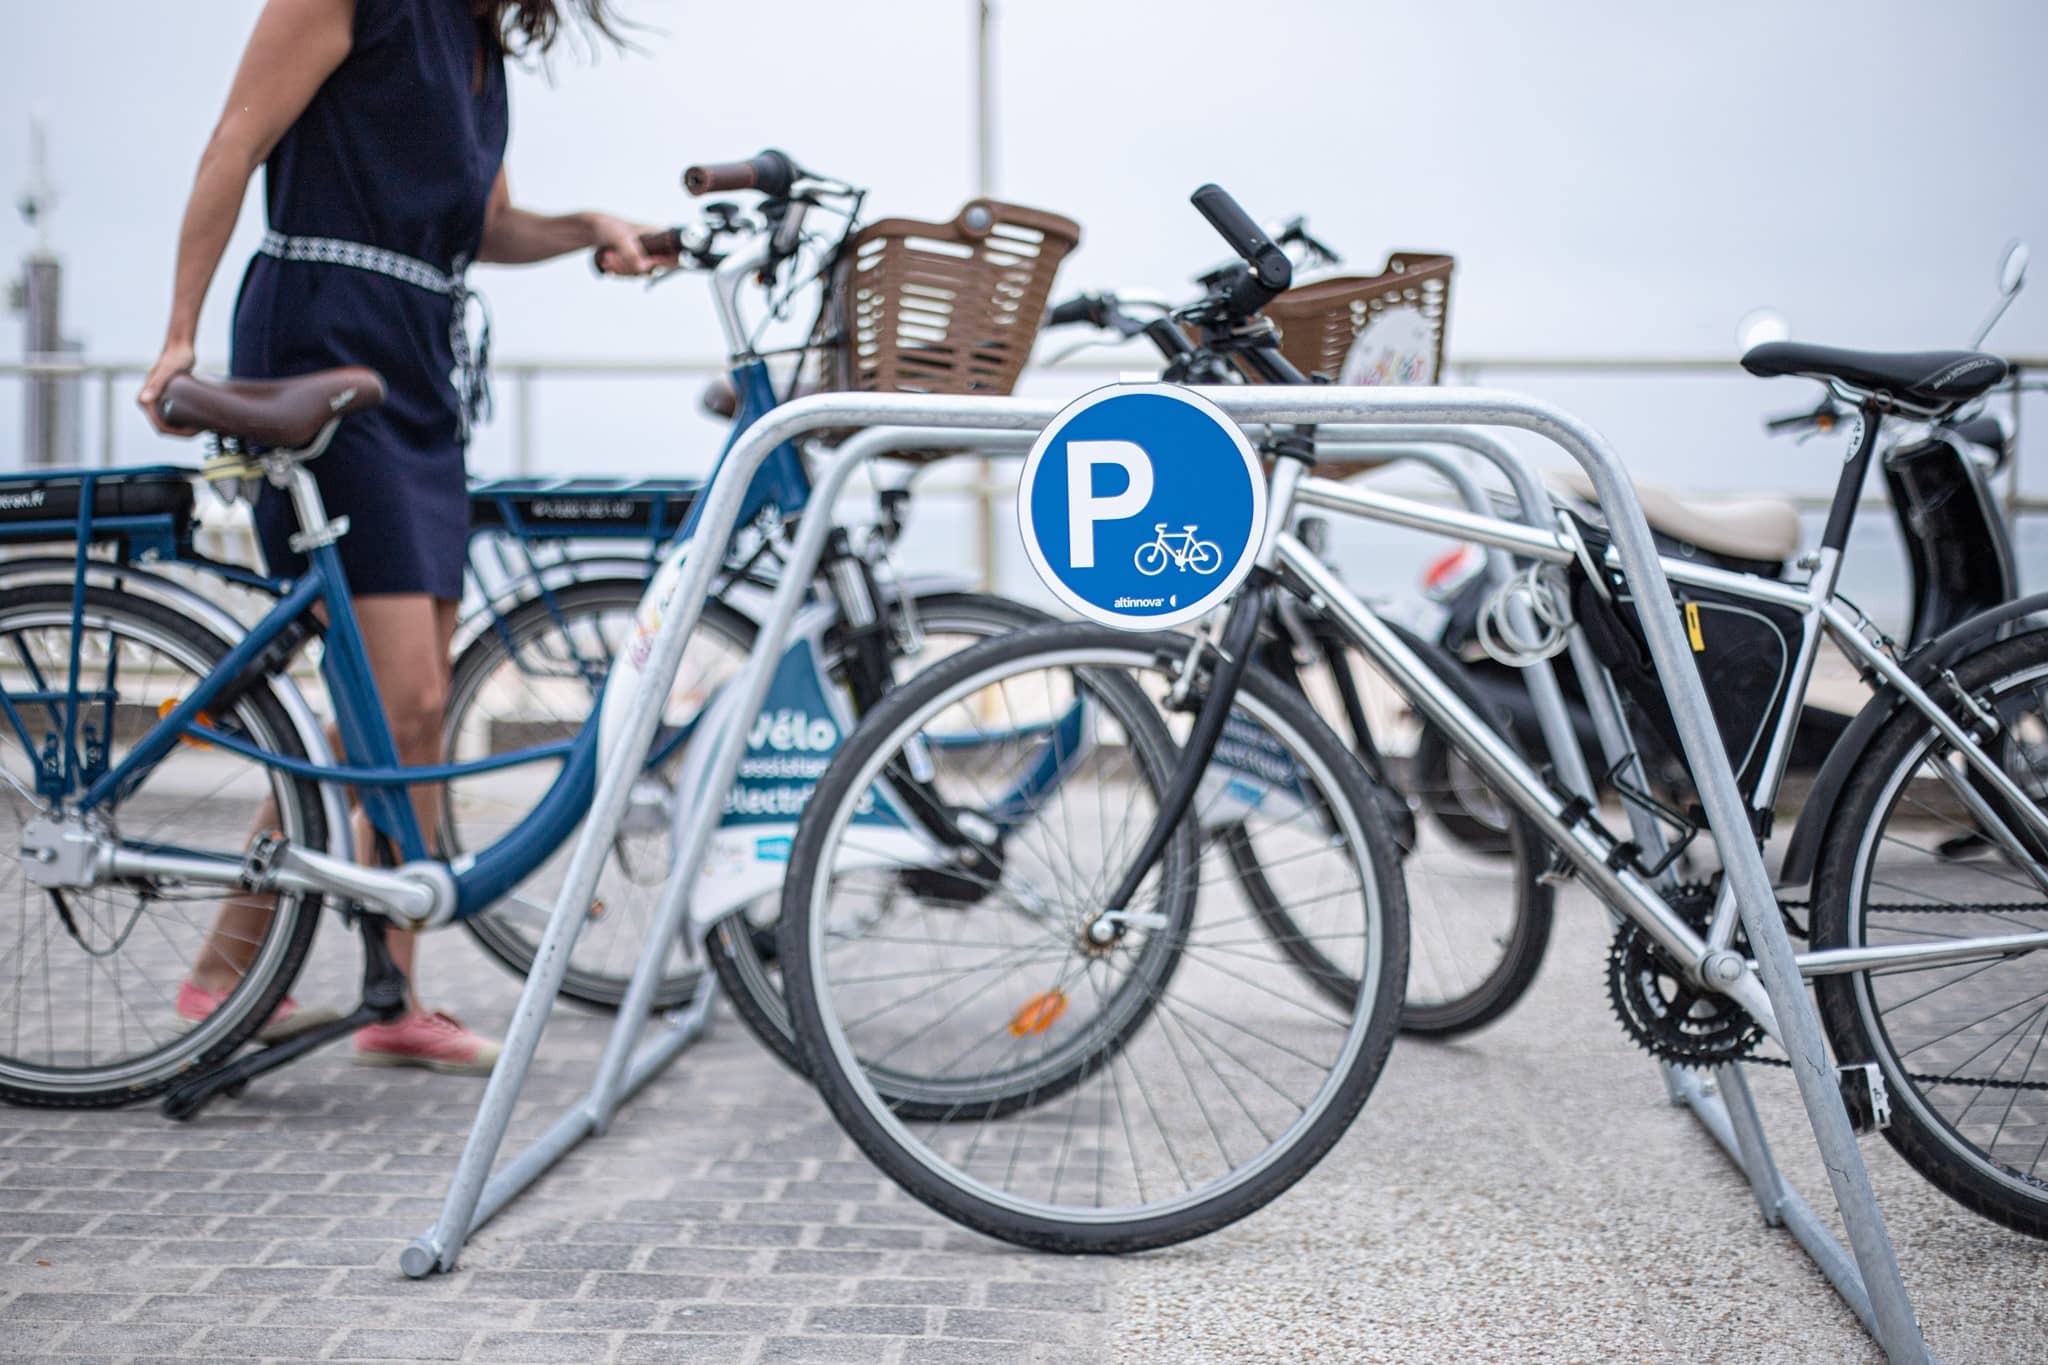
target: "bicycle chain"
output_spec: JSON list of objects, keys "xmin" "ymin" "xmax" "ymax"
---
[
  {"xmin": 1633, "ymin": 897, "xmax": 2048, "ymax": 1088},
  {"xmin": 1741, "ymin": 1053, "xmax": 2048, "ymax": 1092}
]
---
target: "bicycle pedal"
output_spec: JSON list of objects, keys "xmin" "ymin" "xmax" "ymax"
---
[{"xmin": 1838, "ymin": 1062, "xmax": 1891, "ymax": 1135}]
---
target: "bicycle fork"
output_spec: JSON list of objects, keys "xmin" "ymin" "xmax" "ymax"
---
[{"xmin": 1090, "ymin": 577, "xmax": 1270, "ymax": 935}]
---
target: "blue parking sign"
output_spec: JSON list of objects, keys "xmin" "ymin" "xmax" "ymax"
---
[{"xmin": 1017, "ymin": 385, "xmax": 1266, "ymax": 630}]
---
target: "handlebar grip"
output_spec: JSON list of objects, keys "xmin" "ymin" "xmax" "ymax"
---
[
  {"xmin": 1763, "ymin": 400, "xmax": 1840, "ymax": 435},
  {"xmin": 1190, "ymin": 184, "xmax": 1292, "ymax": 291},
  {"xmin": 1190, "ymin": 184, "xmax": 1292, "ymax": 318},
  {"xmin": 1045, "ymin": 295, "xmax": 1100, "ymax": 328},
  {"xmin": 683, "ymin": 150, "xmax": 797, "ymax": 198},
  {"xmin": 593, "ymin": 228, "xmax": 684, "ymax": 275},
  {"xmin": 638, "ymin": 228, "xmax": 683, "ymax": 258}
]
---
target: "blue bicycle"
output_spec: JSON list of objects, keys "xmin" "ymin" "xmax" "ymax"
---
[{"xmin": 0, "ymin": 151, "xmax": 1061, "ymax": 1110}]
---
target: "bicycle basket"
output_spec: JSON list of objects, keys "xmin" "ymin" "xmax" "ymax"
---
[
  {"xmin": 1265, "ymin": 252, "xmax": 1455, "ymax": 386},
  {"xmin": 830, "ymin": 199, "xmax": 1082, "ymax": 403}
]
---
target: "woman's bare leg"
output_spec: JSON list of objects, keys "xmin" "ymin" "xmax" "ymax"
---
[{"xmin": 189, "ymin": 595, "xmax": 457, "ymax": 999}]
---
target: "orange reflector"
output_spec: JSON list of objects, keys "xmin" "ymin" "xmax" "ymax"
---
[
  {"xmin": 1008, "ymin": 991, "xmax": 1068, "ymax": 1037},
  {"xmin": 589, "ymin": 899, "xmax": 606, "ymax": 920},
  {"xmin": 159, "ymin": 698, "xmax": 217, "ymax": 748}
]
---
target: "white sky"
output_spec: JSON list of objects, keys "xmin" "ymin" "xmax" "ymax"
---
[{"xmin": 3, "ymin": 0, "xmax": 2046, "ymax": 608}]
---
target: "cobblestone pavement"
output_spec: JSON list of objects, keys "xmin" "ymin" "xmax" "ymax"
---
[{"xmin": 5, "ymin": 886, "xmax": 2047, "ymax": 1362}]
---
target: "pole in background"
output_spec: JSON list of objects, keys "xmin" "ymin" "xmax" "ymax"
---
[
  {"xmin": 972, "ymin": 0, "xmax": 999, "ymax": 589},
  {"xmin": 12, "ymin": 115, "xmax": 78, "ymax": 468}
]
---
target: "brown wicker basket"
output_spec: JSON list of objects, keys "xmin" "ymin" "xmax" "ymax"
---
[
  {"xmin": 1264, "ymin": 252, "xmax": 1455, "ymax": 386},
  {"xmin": 831, "ymin": 200, "xmax": 1081, "ymax": 400}
]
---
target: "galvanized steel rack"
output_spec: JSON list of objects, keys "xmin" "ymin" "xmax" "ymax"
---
[{"xmin": 405, "ymin": 385, "xmax": 1932, "ymax": 1363}]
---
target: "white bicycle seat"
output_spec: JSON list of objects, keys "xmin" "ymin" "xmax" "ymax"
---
[{"xmin": 1547, "ymin": 468, "xmax": 1801, "ymax": 565}]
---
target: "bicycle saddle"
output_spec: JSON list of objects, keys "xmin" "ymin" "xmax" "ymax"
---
[
  {"xmin": 1741, "ymin": 342, "xmax": 2007, "ymax": 411},
  {"xmin": 159, "ymin": 368, "xmax": 386, "ymax": 447},
  {"xmin": 1547, "ymin": 468, "xmax": 1801, "ymax": 565}
]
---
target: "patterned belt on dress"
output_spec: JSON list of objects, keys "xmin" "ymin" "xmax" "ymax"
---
[{"xmin": 258, "ymin": 229, "xmax": 492, "ymax": 441}]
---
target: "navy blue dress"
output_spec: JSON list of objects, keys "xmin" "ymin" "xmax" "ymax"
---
[{"xmin": 233, "ymin": 0, "xmax": 508, "ymax": 601}]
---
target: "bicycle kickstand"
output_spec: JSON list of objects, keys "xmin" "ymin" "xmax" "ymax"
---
[{"xmin": 160, "ymin": 911, "xmax": 411, "ymax": 1121}]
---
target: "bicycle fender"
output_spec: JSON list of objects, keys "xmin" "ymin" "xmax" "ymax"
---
[
  {"xmin": 0, "ymin": 557, "xmax": 355, "ymax": 857},
  {"xmin": 1778, "ymin": 591, "xmax": 2048, "ymax": 889},
  {"xmin": 597, "ymin": 533, "xmax": 698, "ymax": 760}
]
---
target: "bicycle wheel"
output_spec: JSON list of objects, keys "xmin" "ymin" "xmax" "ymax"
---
[
  {"xmin": 0, "ymin": 585, "xmax": 326, "ymax": 1106},
  {"xmin": 780, "ymin": 623, "xmax": 1408, "ymax": 1252},
  {"xmin": 1813, "ymin": 629, "xmax": 2048, "ymax": 1238},
  {"xmin": 707, "ymin": 591, "xmax": 1051, "ymax": 1075},
  {"xmin": 1134, "ymin": 543, "xmax": 1168, "ymax": 576},
  {"xmin": 447, "ymin": 579, "xmax": 756, "ymax": 1011},
  {"xmin": 1188, "ymin": 540, "xmax": 1223, "ymax": 575},
  {"xmin": 1409, "ymin": 718, "xmax": 1515, "ymax": 856},
  {"xmin": 1236, "ymin": 624, "xmax": 1553, "ymax": 1036}
]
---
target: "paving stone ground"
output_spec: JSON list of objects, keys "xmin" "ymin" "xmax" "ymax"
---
[{"xmin": 3, "ymin": 883, "xmax": 2046, "ymax": 1362}]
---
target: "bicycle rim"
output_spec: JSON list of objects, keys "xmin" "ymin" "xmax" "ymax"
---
[
  {"xmin": 788, "ymin": 632, "xmax": 1404, "ymax": 1247},
  {"xmin": 0, "ymin": 590, "xmax": 321, "ymax": 1101}
]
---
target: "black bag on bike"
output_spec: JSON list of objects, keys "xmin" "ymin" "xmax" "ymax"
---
[{"xmin": 1566, "ymin": 538, "xmax": 1802, "ymax": 806}]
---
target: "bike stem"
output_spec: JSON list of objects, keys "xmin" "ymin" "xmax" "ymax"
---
[{"xmin": 1098, "ymin": 577, "xmax": 1269, "ymax": 916}]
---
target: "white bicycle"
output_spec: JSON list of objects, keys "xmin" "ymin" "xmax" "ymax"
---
[{"xmin": 1133, "ymin": 522, "xmax": 1223, "ymax": 575}]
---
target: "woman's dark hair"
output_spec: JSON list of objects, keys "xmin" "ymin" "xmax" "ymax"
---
[{"xmin": 474, "ymin": 1, "xmax": 627, "ymax": 57}]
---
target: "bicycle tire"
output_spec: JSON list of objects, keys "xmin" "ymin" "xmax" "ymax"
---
[
  {"xmin": 0, "ymin": 585, "xmax": 326, "ymax": 1107},
  {"xmin": 707, "ymin": 591, "xmax": 1052, "ymax": 1075},
  {"xmin": 1236, "ymin": 625, "xmax": 1553, "ymax": 1036},
  {"xmin": 449, "ymin": 579, "xmax": 757, "ymax": 1012},
  {"xmin": 1812, "ymin": 628, "xmax": 2048, "ymax": 1239},
  {"xmin": 780, "ymin": 622, "xmax": 1408, "ymax": 1252}
]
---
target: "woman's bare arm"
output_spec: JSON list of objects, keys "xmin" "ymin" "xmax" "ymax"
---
[
  {"xmin": 475, "ymin": 168, "xmax": 675, "ymax": 273},
  {"xmin": 138, "ymin": 0, "xmax": 353, "ymax": 433}
]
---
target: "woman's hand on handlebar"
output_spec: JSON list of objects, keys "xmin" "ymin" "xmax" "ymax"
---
[
  {"xmin": 591, "ymin": 215, "xmax": 681, "ymax": 277},
  {"xmin": 137, "ymin": 338, "xmax": 200, "ymax": 437}
]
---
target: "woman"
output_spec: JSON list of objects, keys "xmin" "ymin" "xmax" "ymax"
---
[{"xmin": 137, "ymin": 0, "xmax": 668, "ymax": 1072}]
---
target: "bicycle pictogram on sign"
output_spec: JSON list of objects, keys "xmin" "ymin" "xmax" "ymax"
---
[{"xmin": 1134, "ymin": 524, "xmax": 1223, "ymax": 575}]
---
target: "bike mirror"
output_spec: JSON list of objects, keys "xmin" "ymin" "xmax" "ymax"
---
[
  {"xmin": 2000, "ymin": 240, "xmax": 2030, "ymax": 297},
  {"xmin": 1735, "ymin": 307, "xmax": 1790, "ymax": 354},
  {"xmin": 1972, "ymin": 240, "xmax": 2029, "ymax": 348}
]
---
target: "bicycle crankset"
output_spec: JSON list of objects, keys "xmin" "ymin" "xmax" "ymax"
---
[{"xmin": 1606, "ymin": 880, "xmax": 1764, "ymax": 1068}]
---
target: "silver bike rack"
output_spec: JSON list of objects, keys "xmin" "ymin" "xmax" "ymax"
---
[
  {"xmin": 1317, "ymin": 425, "xmax": 1921, "ymax": 1349},
  {"xmin": 406, "ymin": 386, "xmax": 1930, "ymax": 1363}
]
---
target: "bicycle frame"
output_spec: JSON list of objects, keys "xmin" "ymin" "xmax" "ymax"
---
[
  {"xmin": 22, "ymin": 330, "xmax": 821, "ymax": 926},
  {"xmin": 1273, "ymin": 437, "xmax": 2048, "ymax": 981}
]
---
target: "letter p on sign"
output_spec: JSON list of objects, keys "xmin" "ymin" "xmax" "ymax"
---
[{"xmin": 1065, "ymin": 440, "xmax": 1154, "ymax": 568}]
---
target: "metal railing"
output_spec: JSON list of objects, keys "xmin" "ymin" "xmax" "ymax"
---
[{"xmin": 8, "ymin": 352, "xmax": 2043, "ymax": 589}]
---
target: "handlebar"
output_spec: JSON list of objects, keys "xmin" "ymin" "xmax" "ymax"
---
[
  {"xmin": 1763, "ymin": 396, "xmax": 1844, "ymax": 437},
  {"xmin": 592, "ymin": 227, "xmax": 692, "ymax": 276},
  {"xmin": 1189, "ymin": 184, "xmax": 1292, "ymax": 318},
  {"xmin": 1274, "ymin": 215, "xmax": 1343, "ymax": 270},
  {"xmin": 1045, "ymin": 294, "xmax": 1103, "ymax": 329},
  {"xmin": 593, "ymin": 225, "xmax": 704, "ymax": 276},
  {"xmin": 683, "ymin": 150, "xmax": 798, "ymax": 198}
]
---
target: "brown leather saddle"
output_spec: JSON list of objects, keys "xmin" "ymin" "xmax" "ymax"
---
[{"xmin": 159, "ymin": 368, "xmax": 386, "ymax": 447}]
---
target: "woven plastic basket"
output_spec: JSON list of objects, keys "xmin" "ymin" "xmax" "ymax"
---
[
  {"xmin": 1265, "ymin": 252, "xmax": 1455, "ymax": 386},
  {"xmin": 1264, "ymin": 252, "xmax": 1454, "ymax": 477},
  {"xmin": 832, "ymin": 200, "xmax": 1082, "ymax": 402}
]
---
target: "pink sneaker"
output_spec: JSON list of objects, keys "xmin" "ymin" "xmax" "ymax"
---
[
  {"xmin": 353, "ymin": 1010, "xmax": 502, "ymax": 1075},
  {"xmin": 174, "ymin": 980, "xmax": 339, "ymax": 1045}
]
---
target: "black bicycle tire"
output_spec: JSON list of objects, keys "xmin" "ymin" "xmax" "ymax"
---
[
  {"xmin": 0, "ymin": 584, "xmax": 326, "ymax": 1108},
  {"xmin": 708, "ymin": 591, "xmax": 1055, "ymax": 1078},
  {"xmin": 780, "ymin": 622, "xmax": 1408, "ymax": 1252},
  {"xmin": 1812, "ymin": 629, "xmax": 2048, "ymax": 1240},
  {"xmin": 1239, "ymin": 632, "xmax": 1553, "ymax": 1036},
  {"xmin": 450, "ymin": 580, "xmax": 756, "ymax": 1012}
]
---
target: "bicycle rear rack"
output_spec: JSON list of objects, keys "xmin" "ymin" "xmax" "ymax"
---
[{"xmin": 405, "ymin": 388, "xmax": 1934, "ymax": 1364}]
